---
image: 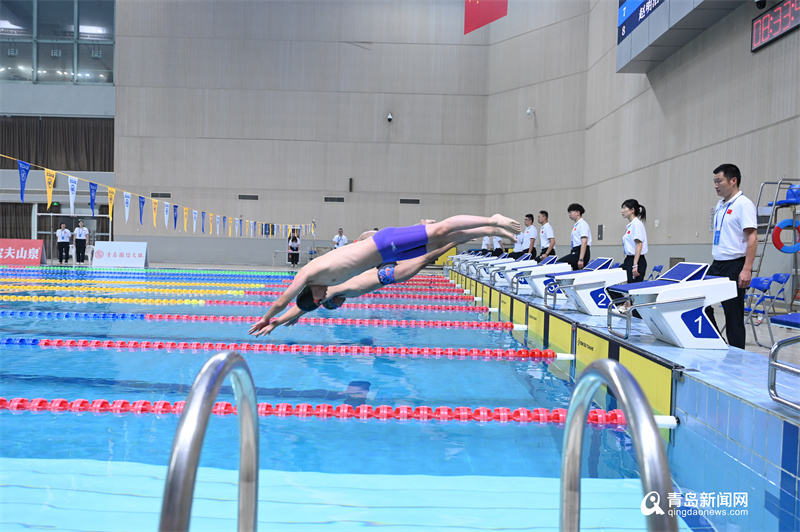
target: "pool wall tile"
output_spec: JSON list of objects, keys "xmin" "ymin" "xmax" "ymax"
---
[
  {"xmin": 782, "ymin": 421, "xmax": 799, "ymax": 477},
  {"xmin": 673, "ymin": 375, "xmax": 800, "ymax": 529},
  {"xmin": 767, "ymin": 414, "xmax": 783, "ymax": 466},
  {"xmin": 727, "ymin": 398, "xmax": 741, "ymax": 441}
]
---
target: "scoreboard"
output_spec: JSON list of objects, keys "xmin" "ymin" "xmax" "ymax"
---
[{"xmin": 752, "ymin": 0, "xmax": 800, "ymax": 51}]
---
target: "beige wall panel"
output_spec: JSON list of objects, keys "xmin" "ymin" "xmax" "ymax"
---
[
  {"xmin": 486, "ymin": 73, "xmax": 586, "ymax": 144},
  {"xmin": 585, "ymin": 0, "xmax": 615, "ymax": 69},
  {"xmin": 486, "ymin": 131, "xmax": 585, "ymax": 194},
  {"xmin": 489, "ymin": 0, "xmax": 588, "ymax": 45},
  {"xmin": 487, "ymin": 14, "xmax": 589, "ymax": 95}
]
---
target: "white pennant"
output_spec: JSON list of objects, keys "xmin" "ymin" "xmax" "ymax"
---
[
  {"xmin": 216, "ymin": 215, "xmax": 220, "ymax": 235},
  {"xmin": 124, "ymin": 192, "xmax": 131, "ymax": 223},
  {"xmin": 192, "ymin": 210, "xmax": 197, "ymax": 233},
  {"xmin": 68, "ymin": 176, "xmax": 78, "ymax": 214},
  {"xmin": 163, "ymin": 202, "xmax": 170, "ymax": 228}
]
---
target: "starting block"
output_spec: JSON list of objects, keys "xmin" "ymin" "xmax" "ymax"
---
[
  {"xmin": 490, "ymin": 255, "xmax": 550, "ymax": 287},
  {"xmin": 606, "ymin": 262, "xmax": 736, "ymax": 350},
  {"xmin": 506, "ymin": 256, "xmax": 571, "ymax": 296},
  {"xmin": 474, "ymin": 253, "xmax": 533, "ymax": 281},
  {"xmin": 456, "ymin": 252, "xmax": 507, "ymax": 273},
  {"xmin": 543, "ymin": 258, "xmax": 627, "ymax": 315}
]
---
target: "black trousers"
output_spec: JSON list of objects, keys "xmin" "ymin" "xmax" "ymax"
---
[
  {"xmin": 288, "ymin": 251, "xmax": 299, "ymax": 265},
  {"xmin": 622, "ymin": 254, "xmax": 647, "ymax": 283},
  {"xmin": 508, "ymin": 251, "xmax": 529, "ymax": 260},
  {"xmin": 75, "ymin": 239, "xmax": 86, "ymax": 263},
  {"xmin": 57, "ymin": 242, "xmax": 70, "ymax": 264},
  {"xmin": 557, "ymin": 245, "xmax": 590, "ymax": 270},
  {"xmin": 536, "ymin": 248, "xmax": 556, "ymax": 262},
  {"xmin": 704, "ymin": 257, "xmax": 747, "ymax": 349}
]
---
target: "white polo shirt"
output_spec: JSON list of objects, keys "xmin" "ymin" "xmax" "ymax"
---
[
  {"xmin": 332, "ymin": 234, "xmax": 348, "ymax": 248},
  {"xmin": 622, "ymin": 218, "xmax": 648, "ymax": 256},
  {"xmin": 513, "ymin": 232, "xmax": 525, "ymax": 252},
  {"xmin": 482, "ymin": 236, "xmax": 502, "ymax": 250},
  {"xmin": 570, "ymin": 218, "xmax": 592, "ymax": 248},
  {"xmin": 521, "ymin": 225, "xmax": 537, "ymax": 252},
  {"xmin": 540, "ymin": 223, "xmax": 555, "ymax": 251},
  {"xmin": 56, "ymin": 229, "xmax": 71, "ymax": 242},
  {"xmin": 74, "ymin": 227, "xmax": 89, "ymax": 240},
  {"xmin": 712, "ymin": 191, "xmax": 757, "ymax": 260}
]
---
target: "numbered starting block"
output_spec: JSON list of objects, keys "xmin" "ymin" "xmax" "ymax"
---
[
  {"xmin": 507, "ymin": 256, "xmax": 572, "ymax": 296},
  {"xmin": 606, "ymin": 262, "xmax": 737, "ymax": 350},
  {"xmin": 490, "ymin": 255, "xmax": 552, "ymax": 288},
  {"xmin": 543, "ymin": 258, "xmax": 627, "ymax": 315}
]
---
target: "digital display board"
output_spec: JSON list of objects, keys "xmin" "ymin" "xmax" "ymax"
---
[
  {"xmin": 617, "ymin": 0, "xmax": 665, "ymax": 44},
  {"xmin": 752, "ymin": 0, "xmax": 800, "ymax": 51}
]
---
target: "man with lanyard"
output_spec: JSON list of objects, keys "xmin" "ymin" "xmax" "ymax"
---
[
  {"xmin": 704, "ymin": 164, "xmax": 757, "ymax": 349},
  {"xmin": 55, "ymin": 222, "xmax": 72, "ymax": 265},
  {"xmin": 332, "ymin": 228, "xmax": 348, "ymax": 248}
]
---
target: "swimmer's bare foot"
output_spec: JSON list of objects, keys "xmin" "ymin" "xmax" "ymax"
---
[
  {"xmin": 490, "ymin": 214, "xmax": 521, "ymax": 235},
  {"xmin": 420, "ymin": 219, "xmax": 436, "ymax": 225}
]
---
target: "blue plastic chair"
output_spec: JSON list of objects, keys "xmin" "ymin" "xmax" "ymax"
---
[
  {"xmin": 646, "ymin": 265, "xmax": 663, "ymax": 281},
  {"xmin": 770, "ymin": 273, "xmax": 793, "ymax": 313},
  {"xmin": 767, "ymin": 184, "xmax": 800, "ymax": 208},
  {"xmin": 744, "ymin": 276, "xmax": 775, "ymax": 347}
]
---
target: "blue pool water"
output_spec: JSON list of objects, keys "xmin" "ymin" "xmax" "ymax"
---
[{"xmin": 0, "ymin": 268, "xmax": 685, "ymax": 531}]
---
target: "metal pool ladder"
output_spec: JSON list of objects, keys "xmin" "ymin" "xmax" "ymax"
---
[
  {"xmin": 159, "ymin": 351, "xmax": 260, "ymax": 531},
  {"xmin": 560, "ymin": 359, "xmax": 678, "ymax": 532}
]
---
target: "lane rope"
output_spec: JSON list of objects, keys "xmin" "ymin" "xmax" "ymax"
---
[
  {"xmin": 0, "ymin": 397, "xmax": 628, "ymax": 425},
  {"xmin": 0, "ymin": 310, "xmax": 511, "ymax": 330},
  {"xmin": 4, "ymin": 337, "xmax": 573, "ymax": 361}
]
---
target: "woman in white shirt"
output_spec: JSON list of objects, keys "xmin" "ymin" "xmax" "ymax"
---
[
  {"xmin": 620, "ymin": 199, "xmax": 648, "ymax": 283},
  {"xmin": 73, "ymin": 219, "xmax": 89, "ymax": 264},
  {"xmin": 56, "ymin": 222, "xmax": 71, "ymax": 265},
  {"xmin": 556, "ymin": 203, "xmax": 591, "ymax": 270}
]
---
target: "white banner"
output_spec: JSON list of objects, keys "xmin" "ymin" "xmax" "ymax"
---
[
  {"xmin": 68, "ymin": 176, "xmax": 78, "ymax": 214},
  {"xmin": 163, "ymin": 202, "xmax": 170, "ymax": 228},
  {"xmin": 92, "ymin": 241, "xmax": 149, "ymax": 268},
  {"xmin": 192, "ymin": 210, "xmax": 197, "ymax": 233},
  {"xmin": 124, "ymin": 192, "xmax": 131, "ymax": 223},
  {"xmin": 216, "ymin": 215, "xmax": 220, "ymax": 235}
]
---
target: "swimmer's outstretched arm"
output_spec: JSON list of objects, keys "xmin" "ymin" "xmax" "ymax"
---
[
  {"xmin": 249, "ymin": 269, "xmax": 311, "ymax": 336},
  {"xmin": 250, "ymin": 304, "xmax": 309, "ymax": 336}
]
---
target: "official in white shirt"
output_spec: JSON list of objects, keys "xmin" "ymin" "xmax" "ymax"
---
[
  {"xmin": 620, "ymin": 200, "xmax": 648, "ymax": 283},
  {"xmin": 56, "ymin": 222, "xmax": 71, "ymax": 265},
  {"xmin": 482, "ymin": 235, "xmax": 504, "ymax": 256},
  {"xmin": 557, "ymin": 203, "xmax": 591, "ymax": 270},
  {"xmin": 73, "ymin": 220, "xmax": 89, "ymax": 264},
  {"xmin": 536, "ymin": 210, "xmax": 556, "ymax": 262},
  {"xmin": 704, "ymin": 164, "xmax": 757, "ymax": 349},
  {"xmin": 332, "ymin": 228, "xmax": 348, "ymax": 248},
  {"xmin": 509, "ymin": 214, "xmax": 536, "ymax": 259}
]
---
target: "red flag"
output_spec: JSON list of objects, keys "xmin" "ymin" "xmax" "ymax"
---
[{"xmin": 464, "ymin": 0, "xmax": 508, "ymax": 34}]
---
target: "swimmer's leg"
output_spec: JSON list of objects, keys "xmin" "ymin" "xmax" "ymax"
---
[{"xmin": 425, "ymin": 215, "xmax": 519, "ymax": 246}]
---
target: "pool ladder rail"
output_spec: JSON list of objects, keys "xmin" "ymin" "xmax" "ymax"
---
[
  {"xmin": 768, "ymin": 335, "xmax": 800, "ymax": 413},
  {"xmin": 159, "ymin": 351, "xmax": 259, "ymax": 532},
  {"xmin": 560, "ymin": 358, "xmax": 678, "ymax": 532}
]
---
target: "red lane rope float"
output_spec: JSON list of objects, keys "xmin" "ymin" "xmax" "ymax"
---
[
  {"xmin": 32, "ymin": 338, "xmax": 562, "ymax": 360},
  {"xmin": 0, "ymin": 397, "xmax": 628, "ymax": 426},
  {"xmin": 127, "ymin": 313, "xmax": 513, "ymax": 330},
  {"xmin": 205, "ymin": 301, "xmax": 488, "ymax": 312},
  {"xmin": 244, "ymin": 291, "xmax": 474, "ymax": 301}
]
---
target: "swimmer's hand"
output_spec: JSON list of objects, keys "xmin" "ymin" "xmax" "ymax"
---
[
  {"xmin": 249, "ymin": 317, "xmax": 277, "ymax": 337},
  {"xmin": 284, "ymin": 316, "xmax": 301, "ymax": 327}
]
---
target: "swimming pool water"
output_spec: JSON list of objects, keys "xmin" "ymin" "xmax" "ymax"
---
[{"xmin": 0, "ymin": 269, "xmax": 687, "ymax": 531}]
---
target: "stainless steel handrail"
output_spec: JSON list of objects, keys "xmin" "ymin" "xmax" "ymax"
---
[
  {"xmin": 606, "ymin": 295, "xmax": 706, "ymax": 340},
  {"xmin": 768, "ymin": 336, "xmax": 800, "ymax": 413},
  {"xmin": 159, "ymin": 351, "xmax": 260, "ymax": 532},
  {"xmin": 560, "ymin": 359, "xmax": 677, "ymax": 532}
]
